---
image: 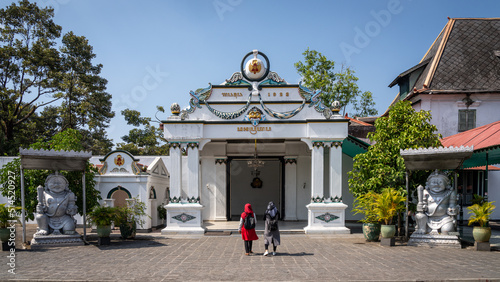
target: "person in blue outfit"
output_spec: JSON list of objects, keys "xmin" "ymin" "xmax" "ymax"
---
[{"xmin": 263, "ymin": 201, "xmax": 280, "ymax": 256}]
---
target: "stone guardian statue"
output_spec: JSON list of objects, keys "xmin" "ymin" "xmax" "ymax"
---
[
  {"xmin": 414, "ymin": 170, "xmax": 459, "ymax": 235},
  {"xmin": 34, "ymin": 172, "xmax": 78, "ymax": 236}
]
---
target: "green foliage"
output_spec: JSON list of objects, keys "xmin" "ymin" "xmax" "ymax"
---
[
  {"xmin": 0, "ymin": 203, "xmax": 21, "ymax": 228},
  {"xmin": 157, "ymin": 204, "xmax": 167, "ymax": 220},
  {"xmin": 348, "ymin": 100, "xmax": 442, "ymax": 198},
  {"xmin": 0, "ymin": 1, "xmax": 114, "ymax": 155},
  {"xmin": 0, "ymin": 129, "xmax": 101, "ymax": 220},
  {"xmin": 471, "ymin": 194, "xmax": 486, "ymax": 206},
  {"xmin": 467, "ymin": 200, "xmax": 496, "ymax": 227},
  {"xmin": 116, "ymin": 109, "xmax": 169, "ymax": 155},
  {"xmin": 87, "ymin": 205, "xmax": 116, "ymax": 226},
  {"xmin": 352, "ymin": 191, "xmax": 379, "ymax": 223},
  {"xmin": 373, "ymin": 188, "xmax": 406, "ymax": 225},
  {"xmin": 115, "ymin": 196, "xmax": 149, "ymax": 228},
  {"xmin": 294, "ymin": 48, "xmax": 377, "ymax": 117}
]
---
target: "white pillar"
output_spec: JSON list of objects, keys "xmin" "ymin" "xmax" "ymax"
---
[
  {"xmin": 284, "ymin": 158, "xmax": 298, "ymax": 220},
  {"xmin": 169, "ymin": 143, "xmax": 182, "ymax": 201},
  {"xmin": 215, "ymin": 158, "xmax": 227, "ymax": 221},
  {"xmin": 311, "ymin": 142, "xmax": 324, "ymax": 201},
  {"xmin": 329, "ymin": 141, "xmax": 343, "ymax": 201},
  {"xmin": 187, "ymin": 142, "xmax": 200, "ymax": 202},
  {"xmin": 304, "ymin": 140, "xmax": 349, "ymax": 235}
]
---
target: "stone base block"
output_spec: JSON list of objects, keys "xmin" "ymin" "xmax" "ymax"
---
[
  {"xmin": 161, "ymin": 203, "xmax": 206, "ymax": 235},
  {"xmin": 381, "ymin": 237, "xmax": 395, "ymax": 247},
  {"xmin": 475, "ymin": 242, "xmax": 490, "ymax": 251},
  {"xmin": 303, "ymin": 203, "xmax": 350, "ymax": 234},
  {"xmin": 2, "ymin": 241, "xmax": 10, "ymax": 251},
  {"xmin": 98, "ymin": 237, "xmax": 111, "ymax": 246},
  {"xmin": 31, "ymin": 233, "xmax": 84, "ymax": 249},
  {"xmin": 407, "ymin": 233, "xmax": 461, "ymax": 248}
]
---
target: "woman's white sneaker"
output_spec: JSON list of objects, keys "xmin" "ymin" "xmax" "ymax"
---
[{"xmin": 263, "ymin": 250, "xmax": 268, "ymax": 256}]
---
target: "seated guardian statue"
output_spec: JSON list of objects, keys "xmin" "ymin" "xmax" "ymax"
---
[
  {"xmin": 35, "ymin": 172, "xmax": 78, "ymax": 236},
  {"xmin": 414, "ymin": 170, "xmax": 459, "ymax": 235}
]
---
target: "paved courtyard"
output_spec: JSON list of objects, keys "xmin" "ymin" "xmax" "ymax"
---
[{"xmin": 1, "ymin": 227, "xmax": 500, "ymax": 281}]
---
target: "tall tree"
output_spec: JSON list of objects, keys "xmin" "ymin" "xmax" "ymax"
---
[
  {"xmin": 0, "ymin": 1, "xmax": 114, "ymax": 155},
  {"xmin": 55, "ymin": 31, "xmax": 114, "ymax": 154},
  {"xmin": 0, "ymin": 0, "xmax": 61, "ymax": 154},
  {"xmin": 0, "ymin": 129, "xmax": 101, "ymax": 220},
  {"xmin": 295, "ymin": 48, "xmax": 377, "ymax": 117},
  {"xmin": 116, "ymin": 107, "xmax": 169, "ymax": 155},
  {"xmin": 348, "ymin": 100, "xmax": 442, "ymax": 198}
]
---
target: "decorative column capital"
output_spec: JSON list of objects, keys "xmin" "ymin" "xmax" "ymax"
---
[
  {"xmin": 187, "ymin": 142, "xmax": 199, "ymax": 149},
  {"xmin": 169, "ymin": 142, "xmax": 181, "ymax": 149},
  {"xmin": 331, "ymin": 141, "xmax": 342, "ymax": 148},
  {"xmin": 215, "ymin": 158, "xmax": 227, "ymax": 165},
  {"xmin": 284, "ymin": 158, "xmax": 297, "ymax": 165},
  {"xmin": 312, "ymin": 141, "xmax": 324, "ymax": 148}
]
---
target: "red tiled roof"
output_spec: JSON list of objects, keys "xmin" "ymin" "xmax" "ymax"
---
[
  {"xmin": 464, "ymin": 165, "xmax": 500, "ymax": 171},
  {"xmin": 344, "ymin": 114, "xmax": 372, "ymax": 126},
  {"xmin": 441, "ymin": 121, "xmax": 500, "ymax": 151}
]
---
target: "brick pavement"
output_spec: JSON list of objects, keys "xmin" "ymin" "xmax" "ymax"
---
[{"xmin": 1, "ymin": 232, "xmax": 500, "ymax": 281}]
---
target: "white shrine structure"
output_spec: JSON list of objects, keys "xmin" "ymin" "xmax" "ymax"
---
[{"xmin": 161, "ymin": 50, "xmax": 351, "ymax": 234}]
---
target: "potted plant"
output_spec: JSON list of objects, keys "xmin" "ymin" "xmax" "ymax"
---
[
  {"xmin": 467, "ymin": 198, "xmax": 496, "ymax": 243},
  {"xmin": 352, "ymin": 191, "xmax": 381, "ymax": 241},
  {"xmin": 87, "ymin": 205, "xmax": 116, "ymax": 238},
  {"xmin": 115, "ymin": 197, "xmax": 149, "ymax": 239},
  {"xmin": 373, "ymin": 188, "xmax": 406, "ymax": 239},
  {"xmin": 157, "ymin": 203, "xmax": 167, "ymax": 227},
  {"xmin": 0, "ymin": 204, "xmax": 20, "ymax": 242}
]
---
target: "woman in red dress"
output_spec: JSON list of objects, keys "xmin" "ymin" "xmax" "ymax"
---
[{"xmin": 238, "ymin": 203, "xmax": 258, "ymax": 255}]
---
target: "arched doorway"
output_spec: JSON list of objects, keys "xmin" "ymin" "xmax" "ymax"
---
[{"xmin": 107, "ymin": 186, "xmax": 131, "ymax": 208}]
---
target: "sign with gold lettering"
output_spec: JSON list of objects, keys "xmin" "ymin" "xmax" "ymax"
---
[{"xmin": 237, "ymin": 126, "xmax": 272, "ymax": 135}]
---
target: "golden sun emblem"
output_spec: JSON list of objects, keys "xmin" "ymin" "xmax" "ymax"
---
[
  {"xmin": 249, "ymin": 59, "xmax": 262, "ymax": 74},
  {"xmin": 114, "ymin": 155, "xmax": 125, "ymax": 166}
]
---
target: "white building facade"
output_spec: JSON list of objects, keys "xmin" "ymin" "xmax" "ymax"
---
[{"xmin": 161, "ymin": 50, "xmax": 351, "ymax": 234}]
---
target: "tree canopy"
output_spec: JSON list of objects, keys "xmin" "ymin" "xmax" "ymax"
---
[
  {"xmin": 116, "ymin": 107, "xmax": 169, "ymax": 155},
  {"xmin": 348, "ymin": 100, "xmax": 442, "ymax": 198},
  {"xmin": 294, "ymin": 48, "xmax": 377, "ymax": 117},
  {"xmin": 0, "ymin": 0, "xmax": 114, "ymax": 155},
  {"xmin": 0, "ymin": 129, "xmax": 101, "ymax": 220}
]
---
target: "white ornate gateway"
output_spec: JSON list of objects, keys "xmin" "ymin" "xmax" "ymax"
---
[{"xmin": 161, "ymin": 50, "xmax": 349, "ymax": 234}]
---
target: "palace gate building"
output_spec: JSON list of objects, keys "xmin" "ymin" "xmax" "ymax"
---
[{"xmin": 161, "ymin": 50, "xmax": 362, "ymax": 234}]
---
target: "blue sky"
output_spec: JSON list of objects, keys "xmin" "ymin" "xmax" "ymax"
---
[{"xmin": 9, "ymin": 0, "xmax": 500, "ymax": 146}]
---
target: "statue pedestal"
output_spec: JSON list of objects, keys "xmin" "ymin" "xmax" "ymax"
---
[
  {"xmin": 161, "ymin": 203, "xmax": 205, "ymax": 235},
  {"xmin": 407, "ymin": 233, "xmax": 461, "ymax": 248},
  {"xmin": 31, "ymin": 233, "xmax": 84, "ymax": 249},
  {"xmin": 475, "ymin": 242, "xmax": 491, "ymax": 251},
  {"xmin": 381, "ymin": 237, "xmax": 395, "ymax": 246},
  {"xmin": 303, "ymin": 203, "xmax": 350, "ymax": 234}
]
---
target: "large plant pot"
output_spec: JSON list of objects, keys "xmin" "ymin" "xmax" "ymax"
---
[
  {"xmin": 0, "ymin": 228, "xmax": 10, "ymax": 242},
  {"xmin": 380, "ymin": 224, "xmax": 396, "ymax": 238},
  {"xmin": 473, "ymin": 226, "xmax": 491, "ymax": 243},
  {"xmin": 119, "ymin": 221, "xmax": 136, "ymax": 239},
  {"xmin": 96, "ymin": 225, "xmax": 112, "ymax": 238},
  {"xmin": 362, "ymin": 223, "xmax": 381, "ymax": 242}
]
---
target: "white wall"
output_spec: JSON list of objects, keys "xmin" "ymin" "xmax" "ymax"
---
[
  {"xmin": 414, "ymin": 93, "xmax": 500, "ymax": 138},
  {"xmin": 488, "ymin": 171, "xmax": 500, "ymax": 220},
  {"xmin": 296, "ymin": 155, "xmax": 311, "ymax": 220}
]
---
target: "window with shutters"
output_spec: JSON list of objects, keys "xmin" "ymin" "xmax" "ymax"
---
[{"xmin": 458, "ymin": 109, "xmax": 476, "ymax": 132}]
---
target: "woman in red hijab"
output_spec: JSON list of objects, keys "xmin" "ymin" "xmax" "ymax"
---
[{"xmin": 238, "ymin": 203, "xmax": 258, "ymax": 255}]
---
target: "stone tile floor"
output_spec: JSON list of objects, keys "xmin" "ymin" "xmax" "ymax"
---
[{"xmin": 0, "ymin": 223, "xmax": 498, "ymax": 281}]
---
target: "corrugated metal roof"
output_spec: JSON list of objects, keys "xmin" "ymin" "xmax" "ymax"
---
[
  {"xmin": 441, "ymin": 121, "xmax": 500, "ymax": 167},
  {"xmin": 441, "ymin": 121, "xmax": 500, "ymax": 150}
]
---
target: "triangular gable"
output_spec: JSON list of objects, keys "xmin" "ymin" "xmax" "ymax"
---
[{"xmin": 146, "ymin": 157, "xmax": 169, "ymax": 178}]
